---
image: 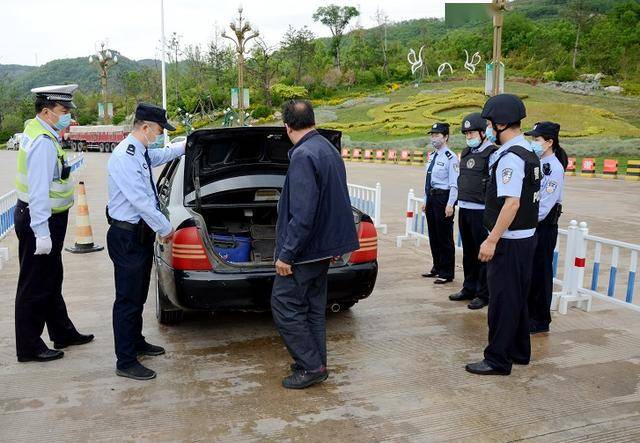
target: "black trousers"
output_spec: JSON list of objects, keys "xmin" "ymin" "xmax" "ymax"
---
[
  {"xmin": 271, "ymin": 260, "xmax": 330, "ymax": 371},
  {"xmin": 484, "ymin": 235, "xmax": 537, "ymax": 372},
  {"xmin": 528, "ymin": 222, "xmax": 558, "ymax": 329},
  {"xmin": 107, "ymin": 225, "xmax": 154, "ymax": 370},
  {"xmin": 459, "ymin": 208, "xmax": 489, "ymax": 301},
  {"xmin": 425, "ymin": 192, "xmax": 455, "ymax": 279},
  {"xmin": 14, "ymin": 201, "xmax": 78, "ymax": 358}
]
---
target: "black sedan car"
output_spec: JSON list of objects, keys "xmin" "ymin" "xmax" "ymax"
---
[{"xmin": 153, "ymin": 127, "xmax": 378, "ymax": 324}]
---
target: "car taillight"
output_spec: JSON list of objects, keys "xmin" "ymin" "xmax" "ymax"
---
[
  {"xmin": 172, "ymin": 226, "xmax": 213, "ymax": 270},
  {"xmin": 349, "ymin": 221, "xmax": 378, "ymax": 264}
]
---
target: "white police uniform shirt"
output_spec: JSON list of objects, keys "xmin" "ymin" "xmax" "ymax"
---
[
  {"xmin": 107, "ymin": 134, "xmax": 185, "ymax": 236},
  {"xmin": 458, "ymin": 138, "xmax": 493, "ymax": 210},
  {"xmin": 425, "ymin": 145, "xmax": 459, "ymax": 207},
  {"xmin": 538, "ymin": 153, "xmax": 564, "ymax": 221},
  {"xmin": 488, "ymin": 134, "xmax": 537, "ymax": 240},
  {"xmin": 22, "ymin": 116, "xmax": 66, "ymax": 238}
]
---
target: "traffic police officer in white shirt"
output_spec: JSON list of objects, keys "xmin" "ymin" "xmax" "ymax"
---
[
  {"xmin": 449, "ymin": 113, "xmax": 496, "ymax": 310},
  {"xmin": 107, "ymin": 103, "xmax": 185, "ymax": 380},
  {"xmin": 421, "ymin": 122, "xmax": 459, "ymax": 285},
  {"xmin": 14, "ymin": 85, "xmax": 94, "ymax": 363},
  {"xmin": 525, "ymin": 121, "xmax": 568, "ymax": 335},
  {"xmin": 466, "ymin": 94, "xmax": 541, "ymax": 376}
]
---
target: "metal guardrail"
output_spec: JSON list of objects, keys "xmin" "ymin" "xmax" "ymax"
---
[{"xmin": 347, "ymin": 182, "xmax": 387, "ymax": 234}]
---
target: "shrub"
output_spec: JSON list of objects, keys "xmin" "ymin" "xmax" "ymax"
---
[
  {"xmin": 554, "ymin": 66, "xmax": 577, "ymax": 82},
  {"xmin": 270, "ymin": 83, "xmax": 309, "ymax": 105},
  {"xmin": 251, "ymin": 104, "xmax": 273, "ymax": 119}
]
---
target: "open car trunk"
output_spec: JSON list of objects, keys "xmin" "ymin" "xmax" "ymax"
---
[{"xmin": 183, "ymin": 127, "xmax": 342, "ymax": 266}]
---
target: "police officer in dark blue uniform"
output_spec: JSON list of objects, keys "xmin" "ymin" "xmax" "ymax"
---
[
  {"xmin": 421, "ymin": 122, "xmax": 459, "ymax": 284},
  {"xmin": 449, "ymin": 113, "xmax": 496, "ymax": 310},
  {"xmin": 525, "ymin": 121, "xmax": 568, "ymax": 334},
  {"xmin": 466, "ymin": 94, "xmax": 541, "ymax": 376},
  {"xmin": 106, "ymin": 103, "xmax": 185, "ymax": 380}
]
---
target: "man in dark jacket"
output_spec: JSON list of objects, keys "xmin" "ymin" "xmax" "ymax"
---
[{"xmin": 272, "ymin": 100, "xmax": 360, "ymax": 389}]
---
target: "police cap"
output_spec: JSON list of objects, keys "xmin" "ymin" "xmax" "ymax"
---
[
  {"xmin": 524, "ymin": 121, "xmax": 561, "ymax": 139},
  {"xmin": 135, "ymin": 103, "xmax": 176, "ymax": 131},
  {"xmin": 428, "ymin": 122, "xmax": 450, "ymax": 135}
]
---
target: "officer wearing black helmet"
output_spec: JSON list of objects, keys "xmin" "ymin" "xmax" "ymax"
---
[
  {"xmin": 524, "ymin": 121, "xmax": 568, "ymax": 335},
  {"xmin": 449, "ymin": 113, "xmax": 496, "ymax": 310},
  {"xmin": 465, "ymin": 94, "xmax": 541, "ymax": 376},
  {"xmin": 421, "ymin": 122, "xmax": 459, "ymax": 285}
]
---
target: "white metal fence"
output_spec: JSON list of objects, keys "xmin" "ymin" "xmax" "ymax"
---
[
  {"xmin": 347, "ymin": 182, "xmax": 387, "ymax": 234},
  {"xmin": 553, "ymin": 220, "xmax": 640, "ymax": 313},
  {"xmin": 395, "ymin": 188, "xmax": 462, "ymax": 250},
  {"xmin": 0, "ymin": 155, "xmax": 85, "ymax": 269}
]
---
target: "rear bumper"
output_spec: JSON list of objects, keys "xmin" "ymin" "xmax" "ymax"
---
[{"xmin": 161, "ymin": 261, "xmax": 378, "ymax": 311}]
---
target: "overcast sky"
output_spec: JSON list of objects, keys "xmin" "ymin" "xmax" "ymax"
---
[{"xmin": 0, "ymin": 0, "xmax": 489, "ymax": 66}]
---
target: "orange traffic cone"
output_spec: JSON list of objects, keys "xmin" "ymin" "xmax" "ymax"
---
[{"xmin": 65, "ymin": 181, "xmax": 104, "ymax": 254}]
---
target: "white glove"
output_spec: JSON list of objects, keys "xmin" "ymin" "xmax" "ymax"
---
[{"xmin": 34, "ymin": 236, "xmax": 52, "ymax": 255}]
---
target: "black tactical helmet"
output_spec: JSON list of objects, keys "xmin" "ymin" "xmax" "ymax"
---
[
  {"xmin": 481, "ymin": 94, "xmax": 526, "ymax": 125},
  {"xmin": 461, "ymin": 112, "xmax": 487, "ymax": 133}
]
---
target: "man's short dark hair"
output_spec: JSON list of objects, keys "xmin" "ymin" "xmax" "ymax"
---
[
  {"xmin": 35, "ymin": 96, "xmax": 58, "ymax": 114},
  {"xmin": 282, "ymin": 100, "xmax": 315, "ymax": 130}
]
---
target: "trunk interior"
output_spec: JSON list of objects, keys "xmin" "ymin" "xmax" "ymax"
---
[{"xmin": 197, "ymin": 187, "xmax": 281, "ymax": 266}]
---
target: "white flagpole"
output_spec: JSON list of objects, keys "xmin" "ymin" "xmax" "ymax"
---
[{"xmin": 160, "ymin": 0, "xmax": 168, "ymax": 142}]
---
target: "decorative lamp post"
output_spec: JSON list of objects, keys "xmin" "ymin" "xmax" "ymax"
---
[
  {"xmin": 89, "ymin": 42, "xmax": 118, "ymax": 124},
  {"xmin": 221, "ymin": 7, "xmax": 259, "ymax": 126}
]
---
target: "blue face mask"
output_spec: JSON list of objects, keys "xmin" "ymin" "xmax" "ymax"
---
[
  {"xmin": 52, "ymin": 111, "xmax": 72, "ymax": 131},
  {"xmin": 485, "ymin": 126, "xmax": 497, "ymax": 143},
  {"xmin": 466, "ymin": 137, "xmax": 481, "ymax": 149},
  {"xmin": 146, "ymin": 132, "xmax": 165, "ymax": 149},
  {"xmin": 531, "ymin": 141, "xmax": 545, "ymax": 158}
]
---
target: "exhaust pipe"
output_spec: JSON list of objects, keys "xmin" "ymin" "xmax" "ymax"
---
[{"xmin": 330, "ymin": 303, "xmax": 341, "ymax": 313}]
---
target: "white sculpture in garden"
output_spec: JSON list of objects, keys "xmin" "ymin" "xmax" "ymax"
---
[
  {"xmin": 437, "ymin": 62, "xmax": 453, "ymax": 78},
  {"xmin": 464, "ymin": 50, "xmax": 482, "ymax": 74}
]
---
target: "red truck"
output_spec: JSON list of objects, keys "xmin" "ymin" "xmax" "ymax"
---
[{"xmin": 64, "ymin": 124, "xmax": 131, "ymax": 152}]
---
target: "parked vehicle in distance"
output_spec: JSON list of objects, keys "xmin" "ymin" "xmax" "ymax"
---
[{"xmin": 6, "ymin": 133, "xmax": 22, "ymax": 150}]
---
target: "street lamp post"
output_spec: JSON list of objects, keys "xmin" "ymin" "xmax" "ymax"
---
[
  {"xmin": 89, "ymin": 42, "xmax": 118, "ymax": 124},
  {"xmin": 221, "ymin": 7, "xmax": 259, "ymax": 126},
  {"xmin": 490, "ymin": 0, "xmax": 508, "ymax": 96}
]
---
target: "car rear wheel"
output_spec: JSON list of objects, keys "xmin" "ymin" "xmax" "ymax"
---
[
  {"xmin": 155, "ymin": 275, "xmax": 184, "ymax": 325},
  {"xmin": 328, "ymin": 301, "xmax": 356, "ymax": 313}
]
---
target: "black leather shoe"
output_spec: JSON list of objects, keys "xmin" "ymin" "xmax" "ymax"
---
[
  {"xmin": 18, "ymin": 348, "xmax": 64, "ymax": 363},
  {"xmin": 282, "ymin": 368, "xmax": 329, "ymax": 389},
  {"xmin": 449, "ymin": 290, "xmax": 475, "ymax": 301},
  {"xmin": 434, "ymin": 278, "xmax": 454, "ymax": 284},
  {"xmin": 116, "ymin": 362, "xmax": 157, "ymax": 380},
  {"xmin": 421, "ymin": 271, "xmax": 439, "ymax": 278},
  {"xmin": 290, "ymin": 362, "xmax": 303, "ymax": 372},
  {"xmin": 468, "ymin": 297, "xmax": 489, "ymax": 310},
  {"xmin": 137, "ymin": 342, "xmax": 166, "ymax": 356},
  {"xmin": 465, "ymin": 360, "xmax": 511, "ymax": 375},
  {"xmin": 512, "ymin": 358, "xmax": 530, "ymax": 365},
  {"xmin": 530, "ymin": 323, "xmax": 550, "ymax": 335},
  {"xmin": 54, "ymin": 333, "xmax": 94, "ymax": 349}
]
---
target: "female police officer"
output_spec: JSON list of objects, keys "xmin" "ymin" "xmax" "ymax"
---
[
  {"xmin": 465, "ymin": 94, "xmax": 541, "ymax": 376},
  {"xmin": 525, "ymin": 121, "xmax": 568, "ymax": 334},
  {"xmin": 421, "ymin": 123, "xmax": 459, "ymax": 285}
]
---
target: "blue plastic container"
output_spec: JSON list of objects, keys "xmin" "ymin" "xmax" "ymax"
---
[{"xmin": 212, "ymin": 234, "xmax": 251, "ymax": 263}]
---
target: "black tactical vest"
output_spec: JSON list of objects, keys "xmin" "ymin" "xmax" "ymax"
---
[
  {"xmin": 483, "ymin": 145, "xmax": 541, "ymax": 231},
  {"xmin": 458, "ymin": 145, "xmax": 496, "ymax": 204}
]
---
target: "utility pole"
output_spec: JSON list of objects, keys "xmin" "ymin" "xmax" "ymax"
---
[
  {"xmin": 89, "ymin": 42, "xmax": 118, "ymax": 124},
  {"xmin": 491, "ymin": 0, "xmax": 508, "ymax": 96},
  {"xmin": 221, "ymin": 6, "xmax": 259, "ymax": 126}
]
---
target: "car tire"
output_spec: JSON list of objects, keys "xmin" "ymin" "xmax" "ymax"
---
[
  {"xmin": 155, "ymin": 274, "xmax": 184, "ymax": 325},
  {"xmin": 110, "ymin": 142, "xmax": 117, "ymax": 152}
]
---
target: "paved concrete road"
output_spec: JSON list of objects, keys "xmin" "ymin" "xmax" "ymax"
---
[{"xmin": 1, "ymin": 151, "xmax": 639, "ymax": 442}]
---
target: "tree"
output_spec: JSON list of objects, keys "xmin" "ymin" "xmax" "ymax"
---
[
  {"xmin": 207, "ymin": 25, "xmax": 235, "ymax": 87},
  {"xmin": 246, "ymin": 39, "xmax": 280, "ymax": 107},
  {"xmin": 373, "ymin": 7, "xmax": 390, "ymax": 79},
  {"xmin": 166, "ymin": 32, "xmax": 183, "ymax": 103},
  {"xmin": 281, "ymin": 26, "xmax": 316, "ymax": 84},
  {"xmin": 567, "ymin": 0, "xmax": 597, "ymax": 69},
  {"xmin": 312, "ymin": 5, "xmax": 360, "ymax": 70}
]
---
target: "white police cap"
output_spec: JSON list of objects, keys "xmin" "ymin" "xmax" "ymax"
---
[{"xmin": 31, "ymin": 84, "xmax": 78, "ymax": 109}]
